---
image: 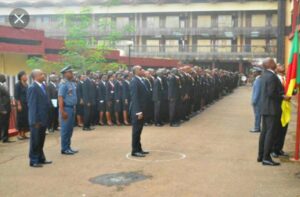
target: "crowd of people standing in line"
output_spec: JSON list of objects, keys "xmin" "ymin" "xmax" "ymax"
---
[{"xmin": 0, "ymin": 65, "xmax": 239, "ymax": 167}]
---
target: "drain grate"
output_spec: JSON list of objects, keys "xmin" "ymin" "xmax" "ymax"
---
[{"xmin": 89, "ymin": 171, "xmax": 151, "ymax": 187}]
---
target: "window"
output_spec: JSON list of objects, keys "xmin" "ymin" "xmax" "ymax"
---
[
  {"xmin": 146, "ymin": 16, "xmax": 159, "ymax": 28},
  {"xmin": 165, "ymin": 40, "xmax": 179, "ymax": 52},
  {"xmin": 215, "ymin": 40, "xmax": 232, "ymax": 52},
  {"xmin": 271, "ymin": 14, "xmax": 278, "ymax": 26},
  {"xmin": 251, "ymin": 14, "xmax": 266, "ymax": 27},
  {"xmin": 197, "ymin": 40, "xmax": 211, "ymax": 52},
  {"xmin": 217, "ymin": 15, "xmax": 232, "ymax": 27},
  {"xmin": 251, "ymin": 39, "xmax": 266, "ymax": 52},
  {"xmin": 165, "ymin": 16, "xmax": 179, "ymax": 28},
  {"xmin": 197, "ymin": 15, "xmax": 211, "ymax": 28},
  {"xmin": 116, "ymin": 17, "xmax": 129, "ymax": 29},
  {"xmin": 146, "ymin": 40, "xmax": 160, "ymax": 52},
  {"xmin": 0, "ymin": 16, "xmax": 5, "ymax": 24}
]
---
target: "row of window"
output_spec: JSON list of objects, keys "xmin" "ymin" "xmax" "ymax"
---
[
  {"xmin": 0, "ymin": 13, "xmax": 277, "ymax": 29},
  {"xmin": 111, "ymin": 39, "xmax": 277, "ymax": 53}
]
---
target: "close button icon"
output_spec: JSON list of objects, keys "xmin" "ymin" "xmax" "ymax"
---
[{"xmin": 9, "ymin": 8, "xmax": 30, "ymax": 29}]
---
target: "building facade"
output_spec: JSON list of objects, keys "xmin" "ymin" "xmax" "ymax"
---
[{"xmin": 0, "ymin": 0, "xmax": 291, "ymax": 71}]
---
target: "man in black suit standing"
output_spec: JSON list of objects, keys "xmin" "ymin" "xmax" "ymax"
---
[
  {"xmin": 130, "ymin": 65, "xmax": 149, "ymax": 157},
  {"xmin": 168, "ymin": 68, "xmax": 180, "ymax": 127},
  {"xmin": 258, "ymin": 58, "xmax": 290, "ymax": 166},
  {"xmin": 27, "ymin": 69, "xmax": 52, "ymax": 167},
  {"xmin": 47, "ymin": 74, "xmax": 59, "ymax": 133},
  {"xmin": 0, "ymin": 74, "xmax": 13, "ymax": 143},
  {"xmin": 82, "ymin": 70, "xmax": 95, "ymax": 131},
  {"xmin": 152, "ymin": 69, "xmax": 164, "ymax": 127}
]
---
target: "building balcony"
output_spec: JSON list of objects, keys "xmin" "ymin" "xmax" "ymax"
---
[
  {"xmin": 115, "ymin": 45, "xmax": 276, "ymax": 61},
  {"xmin": 43, "ymin": 25, "xmax": 277, "ymax": 38}
]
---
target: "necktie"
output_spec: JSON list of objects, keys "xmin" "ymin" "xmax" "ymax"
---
[{"xmin": 41, "ymin": 84, "xmax": 46, "ymax": 94}]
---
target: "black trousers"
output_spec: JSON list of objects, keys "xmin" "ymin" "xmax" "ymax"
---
[
  {"xmin": 131, "ymin": 116, "xmax": 144, "ymax": 153},
  {"xmin": 259, "ymin": 115, "xmax": 279, "ymax": 160},
  {"xmin": 83, "ymin": 104, "xmax": 92, "ymax": 128},
  {"xmin": 169, "ymin": 99, "xmax": 177, "ymax": 124},
  {"xmin": 0, "ymin": 112, "xmax": 10, "ymax": 142},
  {"xmin": 273, "ymin": 120, "xmax": 288, "ymax": 153},
  {"xmin": 154, "ymin": 101, "xmax": 162, "ymax": 124},
  {"xmin": 48, "ymin": 107, "xmax": 58, "ymax": 131},
  {"xmin": 29, "ymin": 125, "xmax": 46, "ymax": 164}
]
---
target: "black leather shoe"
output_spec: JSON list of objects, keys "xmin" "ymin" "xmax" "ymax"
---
[
  {"xmin": 141, "ymin": 151, "xmax": 149, "ymax": 154},
  {"xmin": 279, "ymin": 150, "xmax": 289, "ymax": 157},
  {"xmin": 61, "ymin": 150, "xmax": 74, "ymax": 155},
  {"xmin": 271, "ymin": 152, "xmax": 279, "ymax": 158},
  {"xmin": 3, "ymin": 140, "xmax": 15, "ymax": 143},
  {"xmin": 131, "ymin": 152, "xmax": 145, "ymax": 157},
  {"xmin": 170, "ymin": 123, "xmax": 180, "ymax": 127},
  {"xmin": 83, "ymin": 127, "xmax": 93, "ymax": 131},
  {"xmin": 40, "ymin": 160, "xmax": 52, "ymax": 165},
  {"xmin": 249, "ymin": 129, "xmax": 260, "ymax": 133},
  {"xmin": 262, "ymin": 160, "xmax": 280, "ymax": 166},
  {"xmin": 69, "ymin": 148, "xmax": 79, "ymax": 154},
  {"xmin": 257, "ymin": 157, "xmax": 263, "ymax": 162},
  {"xmin": 30, "ymin": 163, "xmax": 43, "ymax": 168}
]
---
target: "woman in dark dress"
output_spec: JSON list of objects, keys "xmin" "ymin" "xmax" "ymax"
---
[{"xmin": 14, "ymin": 71, "xmax": 29, "ymax": 140}]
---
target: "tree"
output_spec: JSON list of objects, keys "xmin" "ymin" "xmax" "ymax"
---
[{"xmin": 27, "ymin": 1, "xmax": 134, "ymax": 74}]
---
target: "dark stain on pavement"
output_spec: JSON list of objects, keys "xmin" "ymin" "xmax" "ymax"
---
[{"xmin": 89, "ymin": 171, "xmax": 152, "ymax": 189}]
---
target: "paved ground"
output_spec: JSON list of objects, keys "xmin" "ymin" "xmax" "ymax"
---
[{"xmin": 1, "ymin": 86, "xmax": 300, "ymax": 197}]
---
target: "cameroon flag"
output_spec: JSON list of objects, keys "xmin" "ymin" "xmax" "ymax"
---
[{"xmin": 281, "ymin": 30, "xmax": 300, "ymax": 127}]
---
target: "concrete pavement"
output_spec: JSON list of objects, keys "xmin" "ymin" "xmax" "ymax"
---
[{"xmin": 0, "ymin": 86, "xmax": 300, "ymax": 197}]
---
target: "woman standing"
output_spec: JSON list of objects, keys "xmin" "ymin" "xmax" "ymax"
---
[{"xmin": 14, "ymin": 71, "xmax": 29, "ymax": 140}]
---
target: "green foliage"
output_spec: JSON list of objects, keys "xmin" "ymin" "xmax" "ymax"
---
[{"xmin": 26, "ymin": 57, "xmax": 63, "ymax": 74}]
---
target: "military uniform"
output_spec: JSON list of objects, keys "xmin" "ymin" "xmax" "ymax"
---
[{"xmin": 58, "ymin": 67, "xmax": 77, "ymax": 154}]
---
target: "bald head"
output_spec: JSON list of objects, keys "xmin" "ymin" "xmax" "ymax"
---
[
  {"xmin": 31, "ymin": 69, "xmax": 45, "ymax": 83},
  {"xmin": 262, "ymin": 58, "xmax": 276, "ymax": 70},
  {"xmin": 132, "ymin": 65, "xmax": 142, "ymax": 77}
]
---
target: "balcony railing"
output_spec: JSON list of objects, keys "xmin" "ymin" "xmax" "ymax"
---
[
  {"xmin": 115, "ymin": 45, "xmax": 276, "ymax": 60},
  {"xmin": 42, "ymin": 25, "xmax": 277, "ymax": 37}
]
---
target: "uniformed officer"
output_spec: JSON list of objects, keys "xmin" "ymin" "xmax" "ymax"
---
[{"xmin": 58, "ymin": 66, "xmax": 78, "ymax": 155}]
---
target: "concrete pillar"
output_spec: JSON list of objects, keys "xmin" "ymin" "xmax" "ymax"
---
[{"xmin": 277, "ymin": 0, "xmax": 286, "ymax": 64}]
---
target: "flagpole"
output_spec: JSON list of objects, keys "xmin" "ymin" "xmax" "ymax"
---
[
  {"xmin": 295, "ymin": 88, "xmax": 300, "ymax": 160},
  {"xmin": 292, "ymin": 0, "xmax": 300, "ymax": 161}
]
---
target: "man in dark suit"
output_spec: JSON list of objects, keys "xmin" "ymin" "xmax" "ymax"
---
[
  {"xmin": 130, "ymin": 65, "xmax": 149, "ymax": 157},
  {"xmin": 82, "ymin": 70, "xmax": 96, "ymax": 131},
  {"xmin": 258, "ymin": 58, "xmax": 290, "ymax": 166},
  {"xmin": 27, "ymin": 69, "xmax": 52, "ymax": 168},
  {"xmin": 152, "ymin": 69, "xmax": 164, "ymax": 127},
  {"xmin": 0, "ymin": 74, "xmax": 13, "ymax": 143},
  {"xmin": 168, "ymin": 68, "xmax": 180, "ymax": 127},
  {"xmin": 47, "ymin": 74, "xmax": 59, "ymax": 132}
]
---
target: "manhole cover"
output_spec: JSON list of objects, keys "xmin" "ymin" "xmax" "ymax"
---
[{"xmin": 89, "ymin": 171, "xmax": 151, "ymax": 187}]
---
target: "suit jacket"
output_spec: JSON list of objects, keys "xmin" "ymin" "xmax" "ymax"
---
[
  {"xmin": 122, "ymin": 80, "xmax": 130, "ymax": 102},
  {"xmin": 168, "ymin": 75, "xmax": 179, "ymax": 100},
  {"xmin": 105, "ymin": 81, "xmax": 115, "ymax": 102},
  {"xmin": 129, "ymin": 76, "xmax": 148, "ymax": 116},
  {"xmin": 27, "ymin": 82, "xmax": 50, "ymax": 127},
  {"xmin": 0, "ymin": 84, "xmax": 11, "ymax": 113},
  {"xmin": 152, "ymin": 78, "xmax": 163, "ymax": 102},
  {"xmin": 82, "ymin": 78, "xmax": 96, "ymax": 105},
  {"xmin": 47, "ymin": 82, "xmax": 58, "ymax": 108},
  {"xmin": 76, "ymin": 81, "xmax": 83, "ymax": 104},
  {"xmin": 251, "ymin": 76, "xmax": 262, "ymax": 105},
  {"xmin": 114, "ymin": 80, "xmax": 123, "ymax": 101},
  {"xmin": 259, "ymin": 70, "xmax": 284, "ymax": 116},
  {"xmin": 97, "ymin": 81, "xmax": 106, "ymax": 102}
]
